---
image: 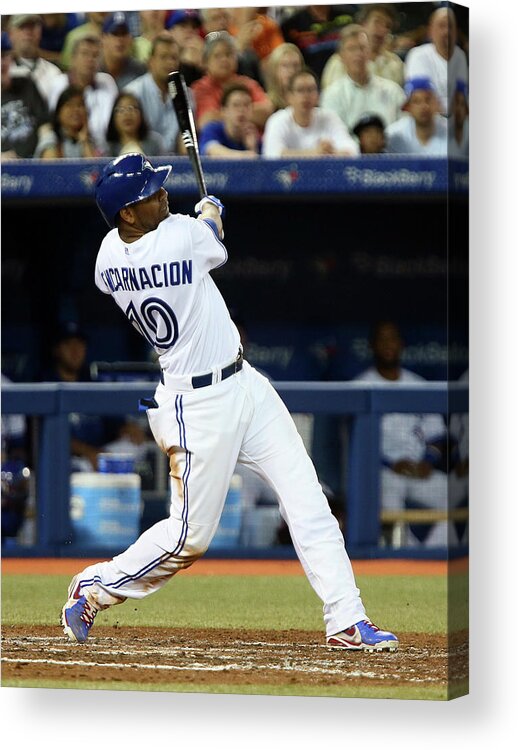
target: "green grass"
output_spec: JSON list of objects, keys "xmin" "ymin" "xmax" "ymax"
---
[
  {"xmin": 1, "ymin": 572, "xmax": 468, "ymax": 633},
  {"xmin": 3, "ymin": 678, "xmax": 464, "ymax": 701}
]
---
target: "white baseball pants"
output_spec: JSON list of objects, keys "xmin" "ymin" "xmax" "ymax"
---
[{"xmin": 75, "ymin": 362, "xmax": 366, "ymax": 637}]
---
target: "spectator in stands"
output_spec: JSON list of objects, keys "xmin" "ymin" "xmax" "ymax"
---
[
  {"xmin": 133, "ymin": 10, "xmax": 168, "ymax": 63},
  {"xmin": 320, "ymin": 24, "xmax": 405, "ymax": 132},
  {"xmin": 449, "ymin": 369, "xmax": 469, "ymax": 544},
  {"xmin": 321, "ymin": 4, "xmax": 404, "ymax": 89},
  {"xmin": 263, "ymin": 68, "xmax": 358, "ymax": 158},
  {"xmin": 385, "ymin": 77, "xmax": 447, "ymax": 156},
  {"xmin": 60, "ymin": 11, "xmax": 108, "ymax": 70},
  {"xmin": 123, "ymin": 33, "xmax": 184, "ymax": 154},
  {"xmin": 200, "ymin": 8, "xmax": 264, "ymax": 85},
  {"xmin": 8, "ymin": 14, "xmax": 62, "ymax": 106},
  {"xmin": 105, "ymin": 91, "xmax": 165, "ymax": 157},
  {"xmin": 165, "ymin": 10, "xmax": 205, "ymax": 86},
  {"xmin": 100, "ymin": 12, "xmax": 146, "ymax": 90},
  {"xmin": 38, "ymin": 322, "xmax": 115, "ymax": 471},
  {"xmin": 353, "ymin": 321, "xmax": 448, "ymax": 547},
  {"xmin": 264, "ymin": 42, "xmax": 304, "ymax": 112},
  {"xmin": 280, "ymin": 4, "xmax": 356, "ymax": 82},
  {"xmin": 448, "ymin": 80, "xmax": 469, "ymax": 158},
  {"xmin": 34, "ymin": 85, "xmax": 99, "ymax": 158},
  {"xmin": 1, "ymin": 32, "xmax": 50, "ymax": 160},
  {"xmin": 39, "ymin": 13, "xmax": 81, "ymax": 66},
  {"xmin": 47, "ymin": 34, "xmax": 118, "ymax": 154},
  {"xmin": 192, "ymin": 31, "xmax": 273, "ymax": 130},
  {"xmin": 200, "ymin": 83, "xmax": 261, "ymax": 159},
  {"xmin": 352, "ymin": 113, "xmax": 386, "ymax": 154},
  {"xmin": 404, "ymin": 6, "xmax": 468, "ymax": 116},
  {"xmin": 228, "ymin": 7, "xmax": 284, "ymax": 67}
]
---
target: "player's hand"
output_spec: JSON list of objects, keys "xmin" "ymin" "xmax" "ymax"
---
[{"xmin": 195, "ymin": 195, "xmax": 225, "ymax": 217}]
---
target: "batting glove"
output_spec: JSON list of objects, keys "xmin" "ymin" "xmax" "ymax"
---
[{"xmin": 194, "ymin": 195, "xmax": 225, "ymax": 217}]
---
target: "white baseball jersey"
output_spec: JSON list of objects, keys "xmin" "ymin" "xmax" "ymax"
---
[
  {"xmin": 353, "ymin": 367, "xmax": 447, "ymax": 463},
  {"xmin": 404, "ymin": 44, "xmax": 468, "ymax": 115},
  {"xmin": 94, "ymin": 214, "xmax": 240, "ymax": 376},
  {"xmin": 262, "ymin": 106, "xmax": 359, "ymax": 158},
  {"xmin": 385, "ymin": 113, "xmax": 448, "ymax": 156}
]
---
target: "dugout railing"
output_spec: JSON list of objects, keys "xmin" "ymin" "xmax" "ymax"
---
[{"xmin": 1, "ymin": 381, "xmax": 468, "ymax": 560}]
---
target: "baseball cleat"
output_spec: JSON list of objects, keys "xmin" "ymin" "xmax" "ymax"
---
[
  {"xmin": 61, "ymin": 593, "xmax": 99, "ymax": 644},
  {"xmin": 327, "ymin": 620, "xmax": 398, "ymax": 652}
]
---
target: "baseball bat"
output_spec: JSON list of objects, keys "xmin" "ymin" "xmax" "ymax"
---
[{"xmin": 167, "ymin": 70, "xmax": 208, "ymax": 199}]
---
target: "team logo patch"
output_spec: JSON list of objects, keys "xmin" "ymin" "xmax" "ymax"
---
[
  {"xmin": 274, "ymin": 165, "xmax": 300, "ymax": 190},
  {"xmin": 79, "ymin": 168, "xmax": 100, "ymax": 191}
]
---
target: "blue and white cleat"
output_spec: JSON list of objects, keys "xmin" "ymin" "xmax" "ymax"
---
[
  {"xmin": 61, "ymin": 591, "xmax": 99, "ymax": 644},
  {"xmin": 327, "ymin": 619, "xmax": 398, "ymax": 652}
]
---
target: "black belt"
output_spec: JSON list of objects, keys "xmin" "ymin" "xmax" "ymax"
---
[
  {"xmin": 159, "ymin": 350, "xmax": 244, "ymax": 389},
  {"xmin": 191, "ymin": 350, "xmax": 244, "ymax": 389}
]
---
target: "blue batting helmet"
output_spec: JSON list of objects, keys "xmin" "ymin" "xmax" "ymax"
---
[{"xmin": 95, "ymin": 153, "xmax": 172, "ymax": 228}]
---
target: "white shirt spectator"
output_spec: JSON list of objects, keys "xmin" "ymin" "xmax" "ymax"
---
[
  {"xmin": 353, "ymin": 366, "xmax": 446, "ymax": 464},
  {"xmin": 262, "ymin": 106, "xmax": 359, "ymax": 158},
  {"xmin": 385, "ymin": 113, "xmax": 447, "ymax": 155},
  {"xmin": 320, "ymin": 73, "xmax": 405, "ymax": 131},
  {"xmin": 448, "ymin": 118, "xmax": 469, "ymax": 157},
  {"xmin": 404, "ymin": 43, "xmax": 468, "ymax": 115},
  {"xmin": 321, "ymin": 50, "xmax": 404, "ymax": 90},
  {"xmin": 124, "ymin": 72, "xmax": 181, "ymax": 153},
  {"xmin": 10, "ymin": 56, "xmax": 62, "ymax": 107},
  {"xmin": 47, "ymin": 72, "xmax": 118, "ymax": 153}
]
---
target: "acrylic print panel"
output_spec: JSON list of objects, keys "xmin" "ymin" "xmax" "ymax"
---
[{"xmin": 1, "ymin": 0, "xmax": 468, "ymax": 702}]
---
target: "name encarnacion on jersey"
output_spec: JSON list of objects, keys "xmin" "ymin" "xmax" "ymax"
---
[{"xmin": 100, "ymin": 261, "xmax": 193, "ymax": 293}]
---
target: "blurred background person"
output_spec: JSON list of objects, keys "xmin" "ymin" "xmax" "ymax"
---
[
  {"xmin": 1, "ymin": 31, "xmax": 50, "ymax": 160},
  {"xmin": 200, "ymin": 82, "xmax": 261, "ymax": 158},
  {"xmin": 192, "ymin": 30, "xmax": 273, "ymax": 130},
  {"xmin": 404, "ymin": 6, "xmax": 468, "ymax": 116},
  {"xmin": 264, "ymin": 42, "xmax": 304, "ymax": 112},
  {"xmin": 39, "ymin": 12, "xmax": 81, "ymax": 66},
  {"xmin": 100, "ymin": 12, "xmax": 146, "ymax": 90},
  {"xmin": 34, "ymin": 85, "xmax": 99, "ymax": 158},
  {"xmin": 353, "ymin": 321, "xmax": 448, "ymax": 547},
  {"xmin": 321, "ymin": 24, "xmax": 405, "ymax": 131},
  {"xmin": 281, "ymin": 4, "xmax": 356, "ymax": 83},
  {"xmin": 105, "ymin": 91, "xmax": 165, "ymax": 157},
  {"xmin": 448, "ymin": 80, "xmax": 469, "ymax": 157},
  {"xmin": 322, "ymin": 3, "xmax": 404, "ymax": 89},
  {"xmin": 200, "ymin": 6, "xmax": 264, "ymax": 83},
  {"xmin": 47, "ymin": 34, "xmax": 118, "ymax": 154},
  {"xmin": 352, "ymin": 113, "xmax": 386, "ymax": 154},
  {"xmin": 133, "ymin": 9, "xmax": 168, "ymax": 63},
  {"xmin": 7, "ymin": 14, "xmax": 61, "ymax": 106},
  {"xmin": 60, "ymin": 11, "xmax": 108, "ymax": 70},
  {"xmin": 124, "ymin": 33, "xmax": 184, "ymax": 154},
  {"xmin": 263, "ymin": 68, "xmax": 358, "ymax": 158},
  {"xmin": 165, "ymin": 9, "xmax": 205, "ymax": 86},
  {"xmin": 385, "ymin": 77, "xmax": 447, "ymax": 155},
  {"xmin": 228, "ymin": 6, "xmax": 284, "ymax": 74}
]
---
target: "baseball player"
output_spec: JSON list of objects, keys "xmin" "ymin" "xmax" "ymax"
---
[{"xmin": 61, "ymin": 153, "xmax": 398, "ymax": 652}]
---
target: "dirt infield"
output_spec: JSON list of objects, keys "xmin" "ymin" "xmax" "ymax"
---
[
  {"xmin": 1, "ymin": 557, "xmax": 469, "ymax": 577},
  {"xmin": 1, "ymin": 624, "xmax": 468, "ymax": 695}
]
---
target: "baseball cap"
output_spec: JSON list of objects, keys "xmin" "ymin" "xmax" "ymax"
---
[
  {"xmin": 166, "ymin": 10, "xmax": 202, "ymax": 30},
  {"xmin": 102, "ymin": 11, "xmax": 130, "ymax": 35},
  {"xmin": 53, "ymin": 321, "xmax": 88, "ymax": 346},
  {"xmin": 1, "ymin": 31, "xmax": 12, "ymax": 52},
  {"xmin": 352, "ymin": 113, "xmax": 386, "ymax": 137},
  {"xmin": 8, "ymin": 14, "xmax": 42, "ymax": 28},
  {"xmin": 403, "ymin": 77, "xmax": 436, "ymax": 101}
]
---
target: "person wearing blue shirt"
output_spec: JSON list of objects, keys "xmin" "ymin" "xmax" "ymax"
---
[{"xmin": 199, "ymin": 82, "xmax": 261, "ymax": 159}]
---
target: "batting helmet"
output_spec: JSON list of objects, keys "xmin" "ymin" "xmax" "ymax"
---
[{"xmin": 95, "ymin": 153, "xmax": 172, "ymax": 228}]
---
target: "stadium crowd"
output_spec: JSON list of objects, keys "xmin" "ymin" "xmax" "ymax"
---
[{"xmin": 1, "ymin": 4, "xmax": 469, "ymax": 161}]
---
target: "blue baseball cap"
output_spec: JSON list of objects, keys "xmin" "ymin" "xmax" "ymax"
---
[
  {"xmin": 102, "ymin": 11, "xmax": 130, "ymax": 35},
  {"xmin": 166, "ymin": 10, "xmax": 202, "ymax": 29},
  {"xmin": 403, "ymin": 77, "xmax": 436, "ymax": 101},
  {"xmin": 1, "ymin": 31, "xmax": 12, "ymax": 52}
]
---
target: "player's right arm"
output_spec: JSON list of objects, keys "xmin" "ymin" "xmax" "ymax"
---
[{"xmin": 194, "ymin": 195, "xmax": 224, "ymax": 240}]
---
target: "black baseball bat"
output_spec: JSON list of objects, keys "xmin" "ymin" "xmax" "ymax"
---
[{"xmin": 167, "ymin": 70, "xmax": 208, "ymax": 199}]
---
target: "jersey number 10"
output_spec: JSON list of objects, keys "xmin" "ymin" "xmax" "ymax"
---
[{"xmin": 125, "ymin": 297, "xmax": 179, "ymax": 351}]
